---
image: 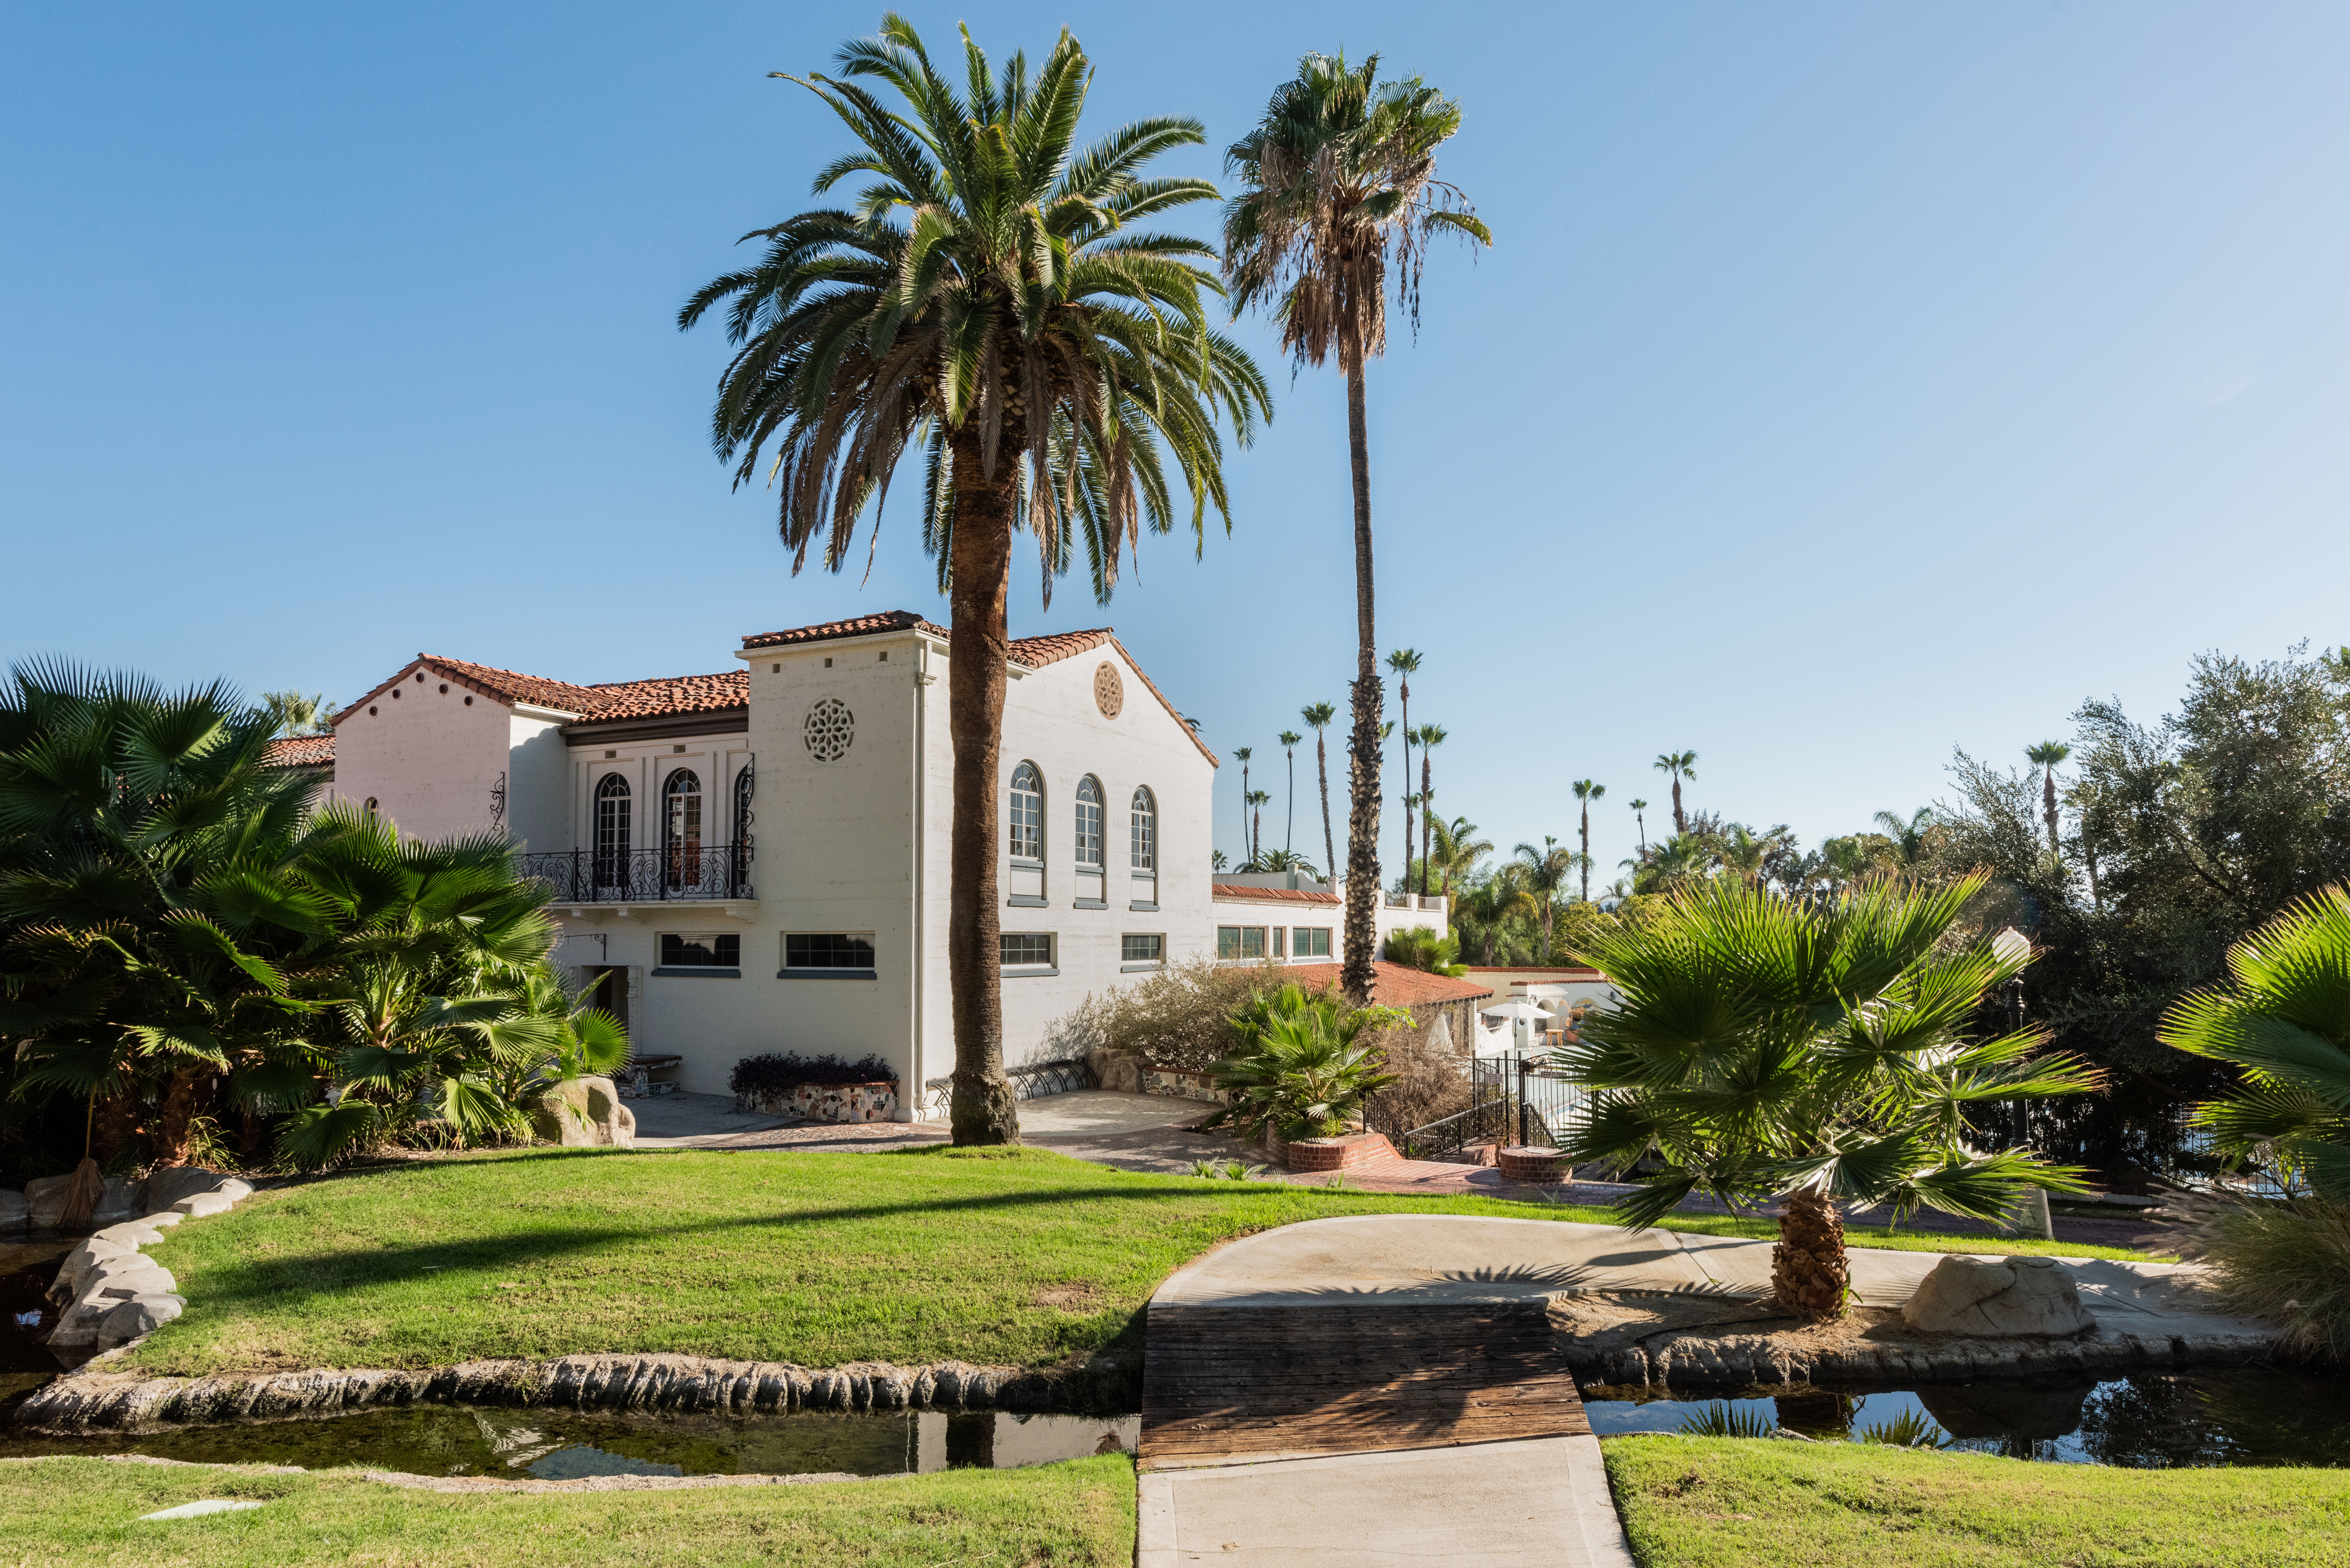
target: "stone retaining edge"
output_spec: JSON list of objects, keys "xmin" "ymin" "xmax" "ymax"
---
[
  {"xmin": 12, "ymin": 1349, "xmax": 1138, "ymax": 1435},
  {"xmin": 1562, "ymin": 1324, "xmax": 2282, "ymax": 1389}
]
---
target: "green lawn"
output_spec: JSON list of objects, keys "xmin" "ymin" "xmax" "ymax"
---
[
  {"xmin": 126, "ymin": 1144, "xmax": 2159, "ymax": 1379},
  {"xmin": 1605, "ymin": 1435, "xmax": 2350, "ymax": 1567},
  {"xmin": 0, "ymin": 1454, "xmax": 1133, "ymax": 1568}
]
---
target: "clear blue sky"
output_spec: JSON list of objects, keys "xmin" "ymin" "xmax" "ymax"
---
[{"xmin": 7, "ymin": 3, "xmax": 2348, "ymax": 884}]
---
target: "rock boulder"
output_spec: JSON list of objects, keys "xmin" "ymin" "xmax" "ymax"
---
[
  {"xmin": 144, "ymin": 1167, "xmax": 237, "ymax": 1213},
  {"xmin": 0, "ymin": 1189, "xmax": 26, "ymax": 1232},
  {"xmin": 1086, "ymin": 1048, "xmax": 1142, "ymax": 1095},
  {"xmin": 25, "ymin": 1174, "xmax": 144, "ymax": 1229},
  {"xmin": 529, "ymin": 1076, "xmax": 636, "ymax": 1148},
  {"xmin": 1902, "ymin": 1254, "xmax": 2095, "ymax": 1337}
]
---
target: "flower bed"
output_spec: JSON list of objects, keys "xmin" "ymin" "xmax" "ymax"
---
[{"xmin": 730, "ymin": 1053, "xmax": 898, "ymax": 1122}]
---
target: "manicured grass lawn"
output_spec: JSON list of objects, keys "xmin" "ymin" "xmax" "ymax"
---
[
  {"xmin": 1605, "ymin": 1434, "xmax": 2350, "ymax": 1566},
  {"xmin": 0, "ymin": 1454, "xmax": 1133, "ymax": 1568},
  {"xmin": 128, "ymin": 1144, "xmax": 2160, "ymax": 1379}
]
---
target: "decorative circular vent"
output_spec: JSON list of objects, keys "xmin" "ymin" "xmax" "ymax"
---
[
  {"xmin": 1093, "ymin": 661, "xmax": 1124, "ymax": 719},
  {"xmin": 803, "ymin": 698, "xmax": 854, "ymax": 761}
]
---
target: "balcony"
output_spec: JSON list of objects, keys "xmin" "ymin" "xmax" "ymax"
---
[{"xmin": 518, "ymin": 844, "xmax": 753, "ymax": 907}]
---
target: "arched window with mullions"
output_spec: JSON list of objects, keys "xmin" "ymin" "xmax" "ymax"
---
[
  {"xmin": 1130, "ymin": 786, "xmax": 1157, "ymax": 871},
  {"xmin": 1074, "ymin": 776, "xmax": 1104, "ymax": 867},
  {"xmin": 1009, "ymin": 762, "xmax": 1043, "ymax": 861},
  {"xmin": 663, "ymin": 769, "xmax": 702, "ymax": 891},
  {"xmin": 593, "ymin": 773, "xmax": 631, "ymax": 887}
]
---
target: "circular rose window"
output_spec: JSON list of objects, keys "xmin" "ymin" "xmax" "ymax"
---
[
  {"xmin": 803, "ymin": 698, "xmax": 854, "ymax": 761},
  {"xmin": 1093, "ymin": 661, "xmax": 1124, "ymax": 719}
]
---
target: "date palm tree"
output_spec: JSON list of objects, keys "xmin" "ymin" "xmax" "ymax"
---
[
  {"xmin": 1301, "ymin": 701, "xmax": 1338, "ymax": 879},
  {"xmin": 1279, "ymin": 729, "xmax": 1303, "ymax": 853},
  {"xmin": 680, "ymin": 17, "xmax": 1271, "ymax": 1144},
  {"xmin": 1560, "ymin": 875, "xmax": 2099, "ymax": 1319},
  {"xmin": 1428, "ymin": 814, "xmax": 1491, "ymax": 901},
  {"xmin": 1627, "ymin": 798, "xmax": 1650, "ymax": 855},
  {"xmin": 2025, "ymin": 741, "xmax": 2071, "ymax": 859},
  {"xmin": 1415, "ymin": 722, "xmax": 1445, "ymax": 897},
  {"xmin": 1653, "ymin": 752, "xmax": 1697, "ymax": 836},
  {"xmin": 1514, "ymin": 837, "xmax": 1575, "ymax": 962},
  {"xmin": 1572, "ymin": 779, "xmax": 1606, "ymax": 903},
  {"xmin": 1226, "ymin": 53, "xmax": 1487, "ymax": 1003},
  {"xmin": 1873, "ymin": 807, "xmax": 1937, "ymax": 871},
  {"xmin": 1457, "ymin": 864, "xmax": 1537, "ymax": 965},
  {"xmin": 1386, "ymin": 649, "xmax": 1423, "ymax": 894}
]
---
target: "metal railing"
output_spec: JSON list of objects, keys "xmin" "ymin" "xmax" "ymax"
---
[
  {"xmin": 1375, "ymin": 1050, "xmax": 1589, "ymax": 1161},
  {"xmin": 518, "ymin": 843, "xmax": 752, "ymax": 904}
]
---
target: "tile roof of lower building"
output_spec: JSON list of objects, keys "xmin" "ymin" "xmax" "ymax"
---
[
  {"xmin": 263, "ymin": 733, "xmax": 336, "ymax": 769},
  {"xmin": 742, "ymin": 610, "xmax": 947, "ymax": 650},
  {"xmin": 1211, "ymin": 883, "xmax": 1341, "ymax": 905},
  {"xmin": 1277, "ymin": 961, "xmax": 1495, "ymax": 1007}
]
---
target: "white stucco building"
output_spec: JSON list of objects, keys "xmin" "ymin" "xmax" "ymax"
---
[{"xmin": 289, "ymin": 611, "xmax": 1446, "ymax": 1113}]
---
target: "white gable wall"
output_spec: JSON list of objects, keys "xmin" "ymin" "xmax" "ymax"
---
[{"xmin": 332, "ymin": 671, "xmax": 519, "ymax": 841}]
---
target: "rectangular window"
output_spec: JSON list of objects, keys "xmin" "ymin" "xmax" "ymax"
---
[
  {"xmin": 659, "ymin": 933, "xmax": 739, "ymax": 969},
  {"xmin": 783, "ymin": 933, "xmax": 877, "ymax": 970},
  {"xmin": 1292, "ymin": 927, "xmax": 1333, "ymax": 958},
  {"xmin": 1217, "ymin": 925, "xmax": 1267, "ymax": 960},
  {"xmin": 1001, "ymin": 932, "xmax": 1055, "ymax": 968},
  {"xmin": 1273, "ymin": 926, "xmax": 1287, "ymax": 959},
  {"xmin": 1122, "ymin": 933, "xmax": 1164, "ymax": 964}
]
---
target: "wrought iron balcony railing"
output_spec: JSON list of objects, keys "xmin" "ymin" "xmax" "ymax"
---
[{"xmin": 518, "ymin": 844, "xmax": 753, "ymax": 904}]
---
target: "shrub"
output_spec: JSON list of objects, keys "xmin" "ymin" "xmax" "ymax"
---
[
  {"xmin": 2167, "ymin": 1193, "xmax": 2350, "ymax": 1364},
  {"xmin": 1046, "ymin": 957, "xmax": 1299, "ymax": 1073},
  {"xmin": 1360, "ymin": 1014, "xmax": 1476, "ymax": 1134},
  {"xmin": 729, "ymin": 1053, "xmax": 896, "ymax": 1096},
  {"xmin": 1381, "ymin": 924, "xmax": 1466, "ymax": 975},
  {"xmin": 1203, "ymin": 985, "xmax": 1406, "ymax": 1140}
]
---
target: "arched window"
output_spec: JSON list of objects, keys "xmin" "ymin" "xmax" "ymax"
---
[
  {"xmin": 1008, "ymin": 762, "xmax": 1042, "ymax": 860},
  {"xmin": 663, "ymin": 769, "xmax": 702, "ymax": 890},
  {"xmin": 1074, "ymin": 776, "xmax": 1104, "ymax": 867},
  {"xmin": 731, "ymin": 763, "xmax": 755, "ymax": 897},
  {"xmin": 593, "ymin": 774, "xmax": 630, "ymax": 886},
  {"xmin": 1130, "ymin": 786, "xmax": 1157, "ymax": 871}
]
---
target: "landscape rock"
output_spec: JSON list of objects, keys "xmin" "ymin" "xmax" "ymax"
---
[
  {"xmin": 1902, "ymin": 1255, "xmax": 2096, "ymax": 1337},
  {"xmin": 27, "ymin": 1174, "xmax": 146, "ymax": 1229},
  {"xmin": 1086, "ymin": 1049, "xmax": 1142, "ymax": 1095},
  {"xmin": 139, "ymin": 1212, "xmax": 185, "ymax": 1229},
  {"xmin": 50, "ymin": 1239, "xmax": 136, "ymax": 1304},
  {"xmin": 144, "ymin": 1167, "xmax": 237, "ymax": 1213},
  {"xmin": 0, "ymin": 1189, "xmax": 26, "ymax": 1232},
  {"xmin": 171, "ymin": 1192, "xmax": 239, "ymax": 1218},
  {"xmin": 92, "ymin": 1221, "xmax": 166, "ymax": 1248},
  {"xmin": 529, "ymin": 1077, "xmax": 636, "ymax": 1148},
  {"xmin": 96, "ymin": 1295, "xmax": 184, "ymax": 1347}
]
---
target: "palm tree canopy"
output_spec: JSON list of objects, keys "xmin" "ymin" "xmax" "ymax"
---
[
  {"xmin": 2026, "ymin": 741, "xmax": 2073, "ymax": 768},
  {"xmin": 1222, "ymin": 53, "xmax": 1488, "ymax": 370},
  {"xmin": 680, "ymin": 15, "xmax": 1271, "ymax": 605},
  {"xmin": 1301, "ymin": 702, "xmax": 1336, "ymax": 729},
  {"xmin": 1558, "ymin": 875, "xmax": 2100, "ymax": 1229},
  {"xmin": 1279, "ymin": 729, "xmax": 1303, "ymax": 748}
]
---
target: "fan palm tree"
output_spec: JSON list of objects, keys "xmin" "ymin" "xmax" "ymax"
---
[
  {"xmin": 1628, "ymin": 798, "xmax": 1649, "ymax": 855},
  {"xmin": 680, "ymin": 18, "xmax": 1270, "ymax": 1144},
  {"xmin": 1514, "ymin": 837, "xmax": 1576, "ymax": 962},
  {"xmin": 2025, "ymin": 741, "xmax": 2071, "ymax": 859},
  {"xmin": 1232, "ymin": 746, "xmax": 1254, "ymax": 872},
  {"xmin": 1301, "ymin": 701, "xmax": 1338, "ymax": 879},
  {"xmin": 1653, "ymin": 752, "xmax": 1697, "ymax": 836},
  {"xmin": 1226, "ymin": 54, "xmax": 1487, "ymax": 1003},
  {"xmin": 1560, "ymin": 876, "xmax": 2100, "ymax": 1318},
  {"xmin": 1278, "ymin": 729, "xmax": 1303, "ymax": 853},
  {"xmin": 1571, "ymin": 779, "xmax": 1606, "ymax": 903},
  {"xmin": 1385, "ymin": 649, "xmax": 1424, "ymax": 893},
  {"xmin": 1415, "ymin": 722, "xmax": 1445, "ymax": 897},
  {"xmin": 1247, "ymin": 789, "xmax": 1271, "ymax": 864}
]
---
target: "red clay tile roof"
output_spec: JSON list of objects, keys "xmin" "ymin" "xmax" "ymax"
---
[
  {"xmin": 742, "ymin": 610, "xmax": 947, "ymax": 650},
  {"xmin": 1212, "ymin": 883, "xmax": 1341, "ymax": 905},
  {"xmin": 1279, "ymin": 961, "xmax": 1495, "ymax": 1007},
  {"xmin": 263, "ymin": 733, "xmax": 335, "ymax": 769},
  {"xmin": 336, "ymin": 657, "xmax": 748, "ymax": 728},
  {"xmin": 1462, "ymin": 965, "xmax": 1608, "ymax": 979}
]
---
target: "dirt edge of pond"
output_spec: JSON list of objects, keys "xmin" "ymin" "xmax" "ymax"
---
[
  {"xmin": 12, "ymin": 1349, "xmax": 1140, "ymax": 1435},
  {"xmin": 1551, "ymin": 1292, "xmax": 2283, "ymax": 1389}
]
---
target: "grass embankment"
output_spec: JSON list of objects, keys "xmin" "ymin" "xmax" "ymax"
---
[
  {"xmin": 0, "ymin": 1454, "xmax": 1132, "ymax": 1568},
  {"xmin": 128, "ymin": 1144, "xmax": 2158, "ymax": 1378},
  {"xmin": 1606, "ymin": 1435, "xmax": 2350, "ymax": 1567}
]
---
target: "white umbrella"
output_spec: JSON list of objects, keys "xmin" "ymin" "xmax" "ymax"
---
[{"xmin": 1482, "ymin": 1000, "xmax": 1557, "ymax": 1022}]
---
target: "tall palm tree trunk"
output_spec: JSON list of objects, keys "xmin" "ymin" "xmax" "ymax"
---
[
  {"xmin": 1772, "ymin": 1189, "xmax": 1850, "ymax": 1319},
  {"xmin": 1285, "ymin": 752, "xmax": 1295, "ymax": 853},
  {"xmin": 2042, "ymin": 765, "xmax": 2061, "ymax": 857},
  {"xmin": 1316, "ymin": 732, "xmax": 1335, "ymax": 883},
  {"xmin": 1396, "ymin": 696, "xmax": 1413, "ymax": 900},
  {"xmin": 1340, "ymin": 344, "xmax": 1382, "ymax": 1007},
  {"xmin": 946, "ymin": 446, "xmax": 1020, "ymax": 1147},
  {"xmin": 1418, "ymin": 749, "xmax": 1433, "ymax": 898},
  {"xmin": 1579, "ymin": 805, "xmax": 1591, "ymax": 904},
  {"xmin": 1671, "ymin": 775, "xmax": 1685, "ymax": 836}
]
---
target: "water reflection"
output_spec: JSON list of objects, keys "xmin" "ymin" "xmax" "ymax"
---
[
  {"xmin": 1586, "ymin": 1368, "xmax": 2350, "ymax": 1468},
  {"xmin": 0, "ymin": 1400, "xmax": 1140, "ymax": 1480}
]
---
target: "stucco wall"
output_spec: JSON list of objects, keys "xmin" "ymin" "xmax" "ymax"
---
[
  {"xmin": 331, "ymin": 671, "xmax": 517, "ymax": 842},
  {"xmin": 505, "ymin": 715, "xmax": 570, "ymax": 852}
]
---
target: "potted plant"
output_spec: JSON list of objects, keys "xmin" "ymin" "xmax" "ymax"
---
[{"xmin": 1201, "ymin": 985, "xmax": 1406, "ymax": 1169}]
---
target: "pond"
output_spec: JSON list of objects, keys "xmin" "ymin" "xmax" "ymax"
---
[{"xmin": 1584, "ymin": 1370, "xmax": 2350, "ymax": 1467}]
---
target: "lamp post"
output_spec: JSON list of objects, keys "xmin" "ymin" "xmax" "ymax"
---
[{"xmin": 1991, "ymin": 927, "xmax": 2053, "ymax": 1240}]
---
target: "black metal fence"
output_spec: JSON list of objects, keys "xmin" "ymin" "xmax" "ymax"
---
[
  {"xmin": 517, "ymin": 844, "xmax": 752, "ymax": 904},
  {"xmin": 1372, "ymin": 1050, "xmax": 1590, "ymax": 1161}
]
